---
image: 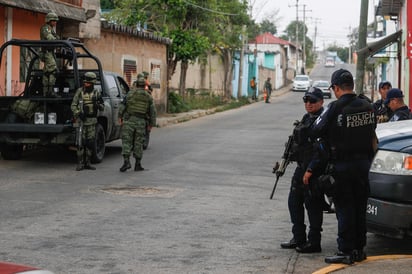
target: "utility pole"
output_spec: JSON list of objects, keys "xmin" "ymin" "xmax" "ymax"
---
[
  {"xmin": 301, "ymin": 5, "xmax": 312, "ymax": 74},
  {"xmin": 348, "ymin": 26, "xmax": 352, "ymax": 64},
  {"xmin": 295, "ymin": 0, "xmax": 299, "ymax": 75},
  {"xmin": 312, "ymin": 18, "xmax": 321, "ymax": 54},
  {"xmin": 355, "ymin": 0, "xmax": 369, "ymax": 95}
]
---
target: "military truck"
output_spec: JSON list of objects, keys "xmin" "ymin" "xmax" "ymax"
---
[{"xmin": 0, "ymin": 39, "xmax": 129, "ymax": 162}]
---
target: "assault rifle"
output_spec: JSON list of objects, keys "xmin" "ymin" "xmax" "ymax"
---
[
  {"xmin": 270, "ymin": 120, "xmax": 299, "ymax": 199},
  {"xmin": 75, "ymin": 99, "xmax": 84, "ymax": 149}
]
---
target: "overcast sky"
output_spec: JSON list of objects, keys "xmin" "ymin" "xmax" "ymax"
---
[{"xmin": 250, "ymin": 0, "xmax": 376, "ymax": 50}]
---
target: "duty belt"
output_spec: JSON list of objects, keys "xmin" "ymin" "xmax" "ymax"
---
[{"xmin": 129, "ymin": 112, "xmax": 147, "ymax": 119}]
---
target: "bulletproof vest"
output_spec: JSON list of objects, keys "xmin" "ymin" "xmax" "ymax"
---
[
  {"xmin": 289, "ymin": 113, "xmax": 318, "ymax": 162},
  {"xmin": 82, "ymin": 90, "xmax": 97, "ymax": 117},
  {"xmin": 329, "ymin": 96, "xmax": 376, "ymax": 157},
  {"xmin": 127, "ymin": 89, "xmax": 149, "ymax": 115}
]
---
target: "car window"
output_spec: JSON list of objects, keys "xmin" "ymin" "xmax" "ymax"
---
[{"xmin": 295, "ymin": 76, "xmax": 309, "ymax": 81}]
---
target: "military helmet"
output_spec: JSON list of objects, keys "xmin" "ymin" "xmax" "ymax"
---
[
  {"xmin": 136, "ymin": 73, "xmax": 146, "ymax": 87},
  {"xmin": 45, "ymin": 12, "xmax": 59, "ymax": 23},
  {"xmin": 142, "ymin": 71, "xmax": 149, "ymax": 77},
  {"xmin": 84, "ymin": 72, "xmax": 97, "ymax": 84}
]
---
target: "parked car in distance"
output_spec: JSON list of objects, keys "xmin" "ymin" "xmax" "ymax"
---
[
  {"xmin": 312, "ymin": 80, "xmax": 332, "ymax": 98},
  {"xmin": 292, "ymin": 75, "xmax": 311, "ymax": 92},
  {"xmin": 366, "ymin": 119, "xmax": 412, "ymax": 239}
]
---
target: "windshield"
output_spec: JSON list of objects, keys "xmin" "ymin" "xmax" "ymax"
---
[{"xmin": 295, "ymin": 76, "xmax": 309, "ymax": 81}]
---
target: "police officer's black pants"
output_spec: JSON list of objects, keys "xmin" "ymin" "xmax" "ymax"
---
[
  {"xmin": 288, "ymin": 166, "xmax": 323, "ymax": 246},
  {"xmin": 333, "ymin": 159, "xmax": 370, "ymax": 253}
]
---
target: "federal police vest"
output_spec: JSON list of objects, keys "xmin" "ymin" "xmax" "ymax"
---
[
  {"xmin": 127, "ymin": 89, "xmax": 149, "ymax": 115},
  {"xmin": 329, "ymin": 95, "xmax": 376, "ymax": 157}
]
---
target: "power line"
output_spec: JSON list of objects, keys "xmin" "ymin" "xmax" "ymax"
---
[{"xmin": 182, "ymin": 0, "xmax": 240, "ymax": 16}]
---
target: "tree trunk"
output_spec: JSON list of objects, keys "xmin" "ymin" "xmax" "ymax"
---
[
  {"xmin": 221, "ymin": 48, "xmax": 233, "ymax": 100},
  {"xmin": 179, "ymin": 61, "xmax": 188, "ymax": 96}
]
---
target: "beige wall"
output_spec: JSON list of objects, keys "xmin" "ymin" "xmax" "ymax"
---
[
  {"xmin": 84, "ymin": 28, "xmax": 169, "ymax": 113},
  {"xmin": 169, "ymin": 54, "xmax": 226, "ymax": 95}
]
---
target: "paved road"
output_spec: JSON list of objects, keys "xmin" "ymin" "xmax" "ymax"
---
[{"xmin": 1, "ymin": 86, "xmax": 411, "ymax": 274}]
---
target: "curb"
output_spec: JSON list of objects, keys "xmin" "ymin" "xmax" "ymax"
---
[{"xmin": 156, "ymin": 84, "xmax": 292, "ymax": 128}]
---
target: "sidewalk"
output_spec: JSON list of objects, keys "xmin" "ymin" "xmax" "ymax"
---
[{"xmin": 156, "ymin": 84, "xmax": 292, "ymax": 128}]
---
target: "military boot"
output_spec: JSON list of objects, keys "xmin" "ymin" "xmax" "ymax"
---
[
  {"xmin": 84, "ymin": 160, "xmax": 96, "ymax": 170},
  {"xmin": 76, "ymin": 156, "xmax": 84, "ymax": 171},
  {"xmin": 120, "ymin": 157, "xmax": 131, "ymax": 172},
  {"xmin": 134, "ymin": 160, "xmax": 144, "ymax": 172}
]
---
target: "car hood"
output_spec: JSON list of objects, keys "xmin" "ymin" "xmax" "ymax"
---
[{"xmin": 376, "ymin": 120, "xmax": 412, "ymax": 153}]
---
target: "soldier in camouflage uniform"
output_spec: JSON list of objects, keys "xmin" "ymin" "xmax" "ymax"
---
[
  {"xmin": 40, "ymin": 12, "xmax": 59, "ymax": 96},
  {"xmin": 119, "ymin": 74, "xmax": 156, "ymax": 172},
  {"xmin": 71, "ymin": 72, "xmax": 104, "ymax": 171}
]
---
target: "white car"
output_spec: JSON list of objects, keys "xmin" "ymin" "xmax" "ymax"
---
[
  {"xmin": 292, "ymin": 75, "xmax": 311, "ymax": 92},
  {"xmin": 312, "ymin": 80, "xmax": 332, "ymax": 99}
]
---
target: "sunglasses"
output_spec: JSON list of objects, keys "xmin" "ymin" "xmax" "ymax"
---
[{"xmin": 303, "ymin": 96, "xmax": 318, "ymax": 104}]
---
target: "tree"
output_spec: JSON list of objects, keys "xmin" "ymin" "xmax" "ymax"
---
[
  {"xmin": 104, "ymin": 0, "xmax": 250, "ymax": 98},
  {"xmin": 259, "ymin": 19, "xmax": 277, "ymax": 34}
]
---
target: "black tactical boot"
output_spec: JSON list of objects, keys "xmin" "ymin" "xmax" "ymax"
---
[
  {"xmin": 84, "ymin": 160, "xmax": 96, "ymax": 170},
  {"xmin": 325, "ymin": 251, "xmax": 353, "ymax": 265},
  {"xmin": 120, "ymin": 157, "xmax": 131, "ymax": 172},
  {"xmin": 352, "ymin": 249, "xmax": 367, "ymax": 262},
  {"xmin": 134, "ymin": 160, "xmax": 144, "ymax": 172},
  {"xmin": 280, "ymin": 238, "xmax": 298, "ymax": 249},
  {"xmin": 76, "ymin": 156, "xmax": 84, "ymax": 171}
]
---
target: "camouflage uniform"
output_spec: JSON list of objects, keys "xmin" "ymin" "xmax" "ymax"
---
[
  {"xmin": 40, "ymin": 12, "xmax": 59, "ymax": 96},
  {"xmin": 71, "ymin": 72, "xmax": 104, "ymax": 171},
  {"xmin": 119, "ymin": 75, "xmax": 156, "ymax": 172}
]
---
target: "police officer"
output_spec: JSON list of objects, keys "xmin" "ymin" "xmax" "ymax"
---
[
  {"xmin": 384, "ymin": 88, "xmax": 412, "ymax": 121},
  {"xmin": 280, "ymin": 87, "xmax": 327, "ymax": 253},
  {"xmin": 373, "ymin": 81, "xmax": 393, "ymax": 123},
  {"xmin": 71, "ymin": 72, "xmax": 104, "ymax": 171},
  {"xmin": 311, "ymin": 69, "xmax": 376, "ymax": 264},
  {"xmin": 40, "ymin": 12, "xmax": 60, "ymax": 96},
  {"xmin": 119, "ymin": 74, "xmax": 156, "ymax": 172}
]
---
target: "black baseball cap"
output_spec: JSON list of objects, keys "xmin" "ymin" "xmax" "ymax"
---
[
  {"xmin": 378, "ymin": 81, "xmax": 392, "ymax": 89},
  {"xmin": 329, "ymin": 69, "xmax": 354, "ymax": 88},
  {"xmin": 384, "ymin": 88, "xmax": 404, "ymax": 105},
  {"xmin": 304, "ymin": 87, "xmax": 323, "ymax": 100}
]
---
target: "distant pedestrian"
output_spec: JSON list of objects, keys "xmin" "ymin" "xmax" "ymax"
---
[
  {"xmin": 119, "ymin": 74, "xmax": 156, "ymax": 172},
  {"xmin": 373, "ymin": 81, "xmax": 393, "ymax": 123},
  {"xmin": 384, "ymin": 88, "xmax": 412, "ymax": 121},
  {"xmin": 264, "ymin": 77, "xmax": 272, "ymax": 103},
  {"xmin": 40, "ymin": 12, "xmax": 59, "ymax": 96},
  {"xmin": 250, "ymin": 76, "xmax": 257, "ymax": 100}
]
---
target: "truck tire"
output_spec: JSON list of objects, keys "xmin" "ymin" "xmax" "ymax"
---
[
  {"xmin": 1, "ymin": 144, "xmax": 23, "ymax": 160},
  {"xmin": 91, "ymin": 123, "xmax": 105, "ymax": 163}
]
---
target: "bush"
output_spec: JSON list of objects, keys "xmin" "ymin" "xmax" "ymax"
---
[{"xmin": 168, "ymin": 90, "xmax": 250, "ymax": 113}]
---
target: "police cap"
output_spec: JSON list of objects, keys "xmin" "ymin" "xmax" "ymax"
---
[
  {"xmin": 330, "ymin": 69, "xmax": 354, "ymax": 89},
  {"xmin": 304, "ymin": 87, "xmax": 323, "ymax": 101}
]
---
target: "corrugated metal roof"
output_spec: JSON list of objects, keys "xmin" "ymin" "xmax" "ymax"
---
[
  {"xmin": 101, "ymin": 22, "xmax": 172, "ymax": 45},
  {"xmin": 0, "ymin": 0, "xmax": 86, "ymax": 22},
  {"xmin": 376, "ymin": 0, "xmax": 404, "ymax": 16}
]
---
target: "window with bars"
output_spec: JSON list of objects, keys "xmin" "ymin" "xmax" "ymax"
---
[{"xmin": 123, "ymin": 59, "xmax": 137, "ymax": 86}]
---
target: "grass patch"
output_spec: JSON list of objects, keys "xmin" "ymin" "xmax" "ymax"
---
[{"xmin": 168, "ymin": 90, "xmax": 250, "ymax": 113}]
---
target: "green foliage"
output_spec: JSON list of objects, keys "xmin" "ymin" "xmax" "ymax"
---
[
  {"xmin": 259, "ymin": 19, "xmax": 277, "ymax": 35},
  {"xmin": 168, "ymin": 90, "xmax": 249, "ymax": 113},
  {"xmin": 326, "ymin": 45, "xmax": 349, "ymax": 63},
  {"xmin": 101, "ymin": 0, "xmax": 115, "ymax": 9}
]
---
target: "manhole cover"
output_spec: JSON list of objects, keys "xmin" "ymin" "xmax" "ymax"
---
[{"xmin": 100, "ymin": 186, "xmax": 181, "ymax": 198}]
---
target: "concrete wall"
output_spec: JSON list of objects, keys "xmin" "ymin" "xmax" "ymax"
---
[
  {"xmin": 169, "ymin": 54, "xmax": 226, "ymax": 95},
  {"xmin": 84, "ymin": 27, "xmax": 169, "ymax": 113}
]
